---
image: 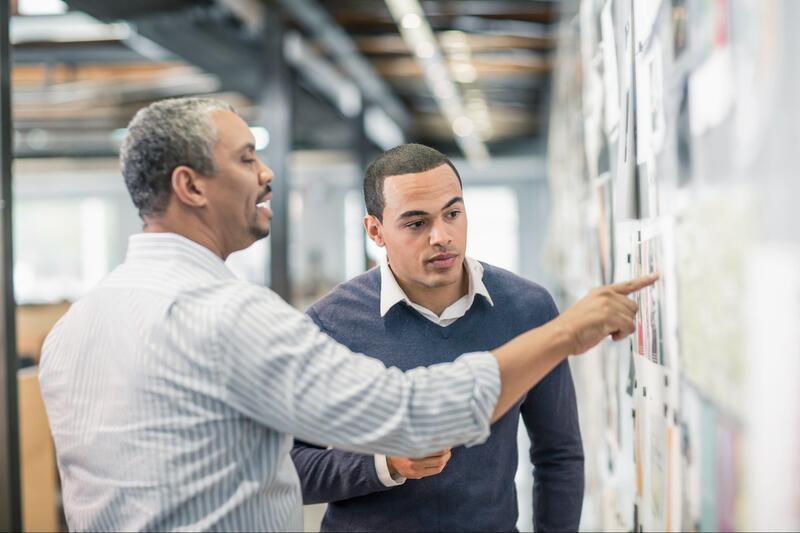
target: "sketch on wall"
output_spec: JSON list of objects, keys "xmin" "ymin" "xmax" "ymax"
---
[{"xmin": 630, "ymin": 231, "xmax": 665, "ymax": 366}]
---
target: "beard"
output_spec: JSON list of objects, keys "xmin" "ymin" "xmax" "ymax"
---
[{"xmin": 249, "ymin": 222, "xmax": 270, "ymax": 240}]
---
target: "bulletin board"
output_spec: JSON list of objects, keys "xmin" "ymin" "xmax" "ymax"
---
[{"xmin": 545, "ymin": 1, "xmax": 800, "ymax": 531}]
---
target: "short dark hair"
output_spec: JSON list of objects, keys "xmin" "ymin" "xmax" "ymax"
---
[
  {"xmin": 120, "ymin": 97, "xmax": 236, "ymax": 219},
  {"xmin": 363, "ymin": 143, "xmax": 462, "ymax": 221}
]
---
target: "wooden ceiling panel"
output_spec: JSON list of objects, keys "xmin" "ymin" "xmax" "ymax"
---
[
  {"xmin": 354, "ymin": 32, "xmax": 555, "ymax": 55},
  {"xmin": 319, "ymin": 0, "xmax": 559, "ymax": 29},
  {"xmin": 317, "ymin": 0, "xmax": 562, "ymax": 148}
]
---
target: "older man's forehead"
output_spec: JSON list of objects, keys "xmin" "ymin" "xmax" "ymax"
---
[{"xmin": 211, "ymin": 110, "xmax": 255, "ymax": 149}]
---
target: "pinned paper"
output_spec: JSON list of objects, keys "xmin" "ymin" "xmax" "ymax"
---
[
  {"xmin": 634, "ymin": 0, "xmax": 665, "ymax": 48},
  {"xmin": 688, "ymin": 46, "xmax": 734, "ymax": 136},
  {"xmin": 601, "ymin": 0, "xmax": 621, "ymax": 133},
  {"xmin": 635, "ymin": 39, "xmax": 666, "ymax": 164}
]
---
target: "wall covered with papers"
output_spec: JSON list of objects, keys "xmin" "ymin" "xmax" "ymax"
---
[{"xmin": 545, "ymin": 1, "xmax": 800, "ymax": 530}]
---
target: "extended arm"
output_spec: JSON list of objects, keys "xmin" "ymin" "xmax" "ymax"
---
[{"xmin": 220, "ymin": 275, "xmax": 655, "ymax": 459}]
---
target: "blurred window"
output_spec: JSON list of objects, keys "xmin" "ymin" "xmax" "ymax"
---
[
  {"xmin": 463, "ymin": 186, "xmax": 520, "ymax": 274},
  {"xmin": 14, "ymin": 197, "xmax": 113, "ymax": 303},
  {"xmin": 344, "ymin": 189, "xmax": 367, "ymax": 279}
]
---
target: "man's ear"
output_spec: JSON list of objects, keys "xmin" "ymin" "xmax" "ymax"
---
[
  {"xmin": 171, "ymin": 165, "xmax": 209, "ymax": 208},
  {"xmin": 363, "ymin": 214, "xmax": 386, "ymax": 247}
]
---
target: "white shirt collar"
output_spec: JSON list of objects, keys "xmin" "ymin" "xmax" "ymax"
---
[
  {"xmin": 126, "ymin": 232, "xmax": 236, "ymax": 280},
  {"xmin": 379, "ymin": 255, "xmax": 494, "ymax": 326}
]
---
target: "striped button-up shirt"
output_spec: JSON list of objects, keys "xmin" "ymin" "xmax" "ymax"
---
[{"xmin": 39, "ymin": 233, "xmax": 500, "ymax": 532}]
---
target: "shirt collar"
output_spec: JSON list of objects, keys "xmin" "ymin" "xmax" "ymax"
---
[
  {"xmin": 125, "ymin": 232, "xmax": 236, "ymax": 280},
  {"xmin": 379, "ymin": 255, "xmax": 494, "ymax": 318}
]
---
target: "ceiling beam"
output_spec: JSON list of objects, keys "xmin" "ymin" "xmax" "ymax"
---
[
  {"xmin": 276, "ymin": 0, "xmax": 410, "ymax": 132},
  {"xmin": 370, "ymin": 55, "xmax": 552, "ymax": 78},
  {"xmin": 324, "ymin": 0, "xmax": 559, "ymax": 29},
  {"xmin": 63, "ymin": 1, "xmax": 262, "ymax": 94},
  {"xmin": 65, "ymin": 0, "xmax": 212, "ymax": 21},
  {"xmin": 65, "ymin": 0, "xmax": 407, "ymax": 147},
  {"xmin": 12, "ymin": 40, "xmax": 164, "ymax": 64},
  {"xmin": 384, "ymin": 0, "xmax": 490, "ymax": 162},
  {"xmin": 354, "ymin": 32, "xmax": 555, "ymax": 54}
]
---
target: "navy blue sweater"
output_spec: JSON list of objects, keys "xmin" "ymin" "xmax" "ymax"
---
[{"xmin": 291, "ymin": 264, "xmax": 584, "ymax": 532}]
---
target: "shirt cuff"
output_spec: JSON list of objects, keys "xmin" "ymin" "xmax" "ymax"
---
[{"xmin": 374, "ymin": 454, "xmax": 406, "ymax": 487}]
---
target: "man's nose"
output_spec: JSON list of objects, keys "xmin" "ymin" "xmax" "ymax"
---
[
  {"xmin": 258, "ymin": 159, "xmax": 274, "ymax": 186},
  {"xmin": 429, "ymin": 220, "xmax": 452, "ymax": 247}
]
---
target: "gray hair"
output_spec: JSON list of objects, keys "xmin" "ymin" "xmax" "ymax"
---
[{"xmin": 120, "ymin": 97, "xmax": 237, "ymax": 218}]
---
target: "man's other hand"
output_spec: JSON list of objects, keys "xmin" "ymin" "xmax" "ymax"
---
[{"xmin": 387, "ymin": 449, "xmax": 452, "ymax": 480}]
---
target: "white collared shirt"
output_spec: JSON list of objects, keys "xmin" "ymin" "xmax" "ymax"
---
[
  {"xmin": 379, "ymin": 255, "xmax": 494, "ymax": 327},
  {"xmin": 375, "ymin": 255, "xmax": 495, "ymax": 486},
  {"xmin": 38, "ymin": 233, "xmax": 500, "ymax": 531}
]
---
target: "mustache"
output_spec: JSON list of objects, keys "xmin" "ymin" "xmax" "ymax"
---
[{"xmin": 258, "ymin": 184, "xmax": 272, "ymax": 201}]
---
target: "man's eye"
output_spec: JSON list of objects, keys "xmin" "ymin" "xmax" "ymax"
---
[
  {"xmin": 447, "ymin": 210, "xmax": 461, "ymax": 219},
  {"xmin": 242, "ymin": 159, "xmax": 255, "ymax": 165},
  {"xmin": 406, "ymin": 221, "xmax": 424, "ymax": 229}
]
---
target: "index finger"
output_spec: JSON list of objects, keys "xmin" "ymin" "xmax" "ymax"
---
[{"xmin": 610, "ymin": 273, "xmax": 660, "ymax": 295}]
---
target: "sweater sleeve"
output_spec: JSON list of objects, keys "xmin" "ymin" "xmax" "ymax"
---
[
  {"xmin": 290, "ymin": 439, "xmax": 398, "ymax": 504},
  {"xmin": 520, "ymin": 296, "xmax": 584, "ymax": 532}
]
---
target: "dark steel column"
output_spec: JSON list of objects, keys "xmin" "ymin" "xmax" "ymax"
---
[
  {"xmin": 257, "ymin": 14, "xmax": 292, "ymax": 300},
  {"xmin": 355, "ymin": 109, "xmax": 371, "ymax": 272},
  {"xmin": 0, "ymin": 0, "xmax": 21, "ymax": 529}
]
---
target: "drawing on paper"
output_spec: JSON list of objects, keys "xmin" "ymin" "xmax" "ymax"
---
[{"xmin": 631, "ymin": 231, "xmax": 666, "ymax": 366}]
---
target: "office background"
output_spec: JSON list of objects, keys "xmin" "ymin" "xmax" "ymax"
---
[{"xmin": 1, "ymin": 0, "xmax": 798, "ymax": 531}]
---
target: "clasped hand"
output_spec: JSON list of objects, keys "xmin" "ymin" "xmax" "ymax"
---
[{"xmin": 387, "ymin": 449, "xmax": 452, "ymax": 480}]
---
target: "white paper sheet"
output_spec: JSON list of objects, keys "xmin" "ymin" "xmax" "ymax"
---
[
  {"xmin": 688, "ymin": 46, "xmax": 734, "ymax": 136},
  {"xmin": 601, "ymin": 0, "xmax": 621, "ymax": 133},
  {"xmin": 634, "ymin": 0, "xmax": 664, "ymax": 48},
  {"xmin": 635, "ymin": 39, "xmax": 666, "ymax": 164},
  {"xmin": 744, "ymin": 244, "xmax": 800, "ymax": 531}
]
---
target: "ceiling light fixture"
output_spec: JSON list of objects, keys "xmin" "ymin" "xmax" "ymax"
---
[
  {"xmin": 384, "ymin": 0, "xmax": 489, "ymax": 163},
  {"xmin": 414, "ymin": 41, "xmax": 435, "ymax": 59},
  {"xmin": 401, "ymin": 13, "xmax": 421, "ymax": 29},
  {"xmin": 452, "ymin": 116, "xmax": 475, "ymax": 138},
  {"xmin": 250, "ymin": 127, "xmax": 270, "ymax": 150}
]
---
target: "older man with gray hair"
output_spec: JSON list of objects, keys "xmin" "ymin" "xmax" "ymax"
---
[{"xmin": 39, "ymin": 97, "xmax": 656, "ymax": 532}]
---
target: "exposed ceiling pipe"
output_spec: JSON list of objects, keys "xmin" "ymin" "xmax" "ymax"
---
[
  {"xmin": 384, "ymin": 0, "xmax": 489, "ymax": 163},
  {"xmin": 276, "ymin": 0, "xmax": 410, "ymax": 134}
]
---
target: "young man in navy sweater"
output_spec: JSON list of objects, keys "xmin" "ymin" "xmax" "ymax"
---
[{"xmin": 292, "ymin": 144, "xmax": 584, "ymax": 532}]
